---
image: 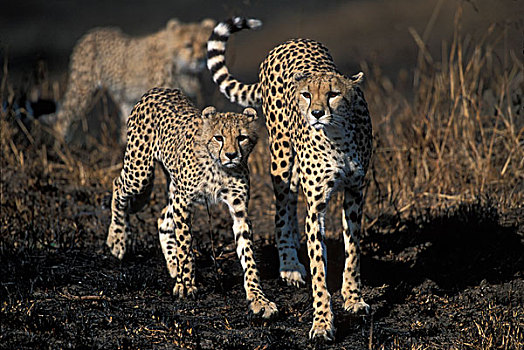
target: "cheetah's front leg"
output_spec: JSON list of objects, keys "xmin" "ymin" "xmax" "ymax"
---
[
  {"xmin": 107, "ymin": 177, "xmax": 132, "ymax": 259},
  {"xmin": 225, "ymin": 194, "xmax": 278, "ymax": 319},
  {"xmin": 171, "ymin": 194, "xmax": 197, "ymax": 298},
  {"xmin": 304, "ymin": 189, "xmax": 335, "ymax": 341},
  {"xmin": 341, "ymin": 189, "xmax": 370, "ymax": 315}
]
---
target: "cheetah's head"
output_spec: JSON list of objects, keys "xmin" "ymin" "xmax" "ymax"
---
[
  {"xmin": 200, "ymin": 106, "xmax": 259, "ymax": 169},
  {"xmin": 294, "ymin": 71, "xmax": 364, "ymax": 130},
  {"xmin": 167, "ymin": 18, "xmax": 217, "ymax": 74}
]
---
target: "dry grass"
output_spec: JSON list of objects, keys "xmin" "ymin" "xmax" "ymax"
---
[
  {"xmin": 459, "ymin": 302, "xmax": 523, "ymax": 350},
  {"xmin": 360, "ymin": 6, "xmax": 523, "ymax": 226}
]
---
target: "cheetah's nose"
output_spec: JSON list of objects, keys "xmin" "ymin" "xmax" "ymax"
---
[
  {"xmin": 225, "ymin": 152, "xmax": 238, "ymax": 160},
  {"xmin": 311, "ymin": 110, "xmax": 324, "ymax": 118}
]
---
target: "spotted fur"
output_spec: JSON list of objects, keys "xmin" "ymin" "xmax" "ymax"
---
[
  {"xmin": 208, "ymin": 17, "xmax": 373, "ymax": 340},
  {"xmin": 43, "ymin": 18, "xmax": 216, "ymax": 143},
  {"xmin": 106, "ymin": 87, "xmax": 277, "ymax": 319}
]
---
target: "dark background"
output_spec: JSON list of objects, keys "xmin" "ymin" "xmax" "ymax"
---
[{"xmin": 2, "ymin": 0, "xmax": 522, "ymax": 87}]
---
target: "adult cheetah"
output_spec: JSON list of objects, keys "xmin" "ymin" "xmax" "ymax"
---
[
  {"xmin": 42, "ymin": 18, "xmax": 215, "ymax": 143},
  {"xmin": 106, "ymin": 87, "xmax": 277, "ymax": 319},
  {"xmin": 207, "ymin": 17, "xmax": 372, "ymax": 340}
]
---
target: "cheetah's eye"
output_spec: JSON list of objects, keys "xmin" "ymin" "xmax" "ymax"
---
[
  {"xmin": 214, "ymin": 135, "xmax": 224, "ymax": 142},
  {"xmin": 185, "ymin": 43, "xmax": 192, "ymax": 49},
  {"xmin": 301, "ymin": 92, "xmax": 311, "ymax": 99},
  {"xmin": 327, "ymin": 91, "xmax": 340, "ymax": 99},
  {"xmin": 237, "ymin": 135, "xmax": 249, "ymax": 142}
]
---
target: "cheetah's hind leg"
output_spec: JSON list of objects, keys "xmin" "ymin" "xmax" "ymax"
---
[
  {"xmin": 280, "ymin": 159, "xmax": 306, "ymax": 287},
  {"xmin": 107, "ymin": 158, "xmax": 155, "ymax": 259},
  {"xmin": 158, "ymin": 205, "xmax": 178, "ymax": 278},
  {"xmin": 129, "ymin": 179, "xmax": 154, "ymax": 214}
]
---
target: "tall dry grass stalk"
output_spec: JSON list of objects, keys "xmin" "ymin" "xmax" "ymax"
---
[{"xmin": 362, "ymin": 6, "xmax": 523, "ymax": 227}]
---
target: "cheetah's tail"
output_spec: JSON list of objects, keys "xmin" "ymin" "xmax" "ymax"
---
[{"xmin": 207, "ymin": 17, "xmax": 263, "ymax": 108}]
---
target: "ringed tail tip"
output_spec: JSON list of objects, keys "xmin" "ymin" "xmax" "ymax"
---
[{"xmin": 233, "ymin": 17, "xmax": 263, "ymax": 30}]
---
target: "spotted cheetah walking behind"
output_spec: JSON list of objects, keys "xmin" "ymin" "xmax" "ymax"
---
[
  {"xmin": 207, "ymin": 18, "xmax": 372, "ymax": 340},
  {"xmin": 106, "ymin": 87, "xmax": 277, "ymax": 319},
  {"xmin": 42, "ymin": 18, "xmax": 215, "ymax": 143}
]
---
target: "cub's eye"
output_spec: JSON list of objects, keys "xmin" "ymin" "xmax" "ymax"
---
[
  {"xmin": 327, "ymin": 91, "xmax": 340, "ymax": 99},
  {"xmin": 301, "ymin": 92, "xmax": 311, "ymax": 99},
  {"xmin": 213, "ymin": 135, "xmax": 224, "ymax": 142},
  {"xmin": 185, "ymin": 42, "xmax": 192, "ymax": 49},
  {"xmin": 237, "ymin": 135, "xmax": 249, "ymax": 142}
]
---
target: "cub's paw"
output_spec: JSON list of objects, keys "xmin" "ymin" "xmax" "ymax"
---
[
  {"xmin": 248, "ymin": 298, "xmax": 278, "ymax": 320},
  {"xmin": 344, "ymin": 299, "xmax": 370, "ymax": 315}
]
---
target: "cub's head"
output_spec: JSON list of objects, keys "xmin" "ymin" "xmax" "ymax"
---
[
  {"xmin": 167, "ymin": 18, "xmax": 216, "ymax": 74},
  {"xmin": 294, "ymin": 71, "xmax": 364, "ymax": 130},
  {"xmin": 200, "ymin": 106, "xmax": 259, "ymax": 169}
]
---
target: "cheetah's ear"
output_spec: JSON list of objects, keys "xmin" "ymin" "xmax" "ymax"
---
[
  {"xmin": 348, "ymin": 72, "xmax": 364, "ymax": 85},
  {"xmin": 201, "ymin": 18, "xmax": 217, "ymax": 29},
  {"xmin": 202, "ymin": 106, "xmax": 217, "ymax": 119},
  {"xmin": 167, "ymin": 18, "xmax": 180, "ymax": 30},
  {"xmin": 293, "ymin": 72, "xmax": 309, "ymax": 83},
  {"xmin": 242, "ymin": 107, "xmax": 258, "ymax": 122}
]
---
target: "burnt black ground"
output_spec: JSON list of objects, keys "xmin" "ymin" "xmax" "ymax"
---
[{"xmin": 1, "ymin": 120, "xmax": 523, "ymax": 350}]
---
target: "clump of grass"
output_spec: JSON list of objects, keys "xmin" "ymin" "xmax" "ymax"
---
[
  {"xmin": 363, "ymin": 6, "xmax": 523, "ymax": 226},
  {"xmin": 459, "ymin": 301, "xmax": 524, "ymax": 350}
]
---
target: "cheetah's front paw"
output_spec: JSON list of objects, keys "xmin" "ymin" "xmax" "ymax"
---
[
  {"xmin": 173, "ymin": 280, "xmax": 197, "ymax": 299},
  {"xmin": 344, "ymin": 299, "xmax": 370, "ymax": 315},
  {"xmin": 248, "ymin": 298, "xmax": 278, "ymax": 319},
  {"xmin": 309, "ymin": 318, "xmax": 335, "ymax": 342},
  {"xmin": 280, "ymin": 262, "xmax": 307, "ymax": 287},
  {"xmin": 106, "ymin": 233, "xmax": 125, "ymax": 260}
]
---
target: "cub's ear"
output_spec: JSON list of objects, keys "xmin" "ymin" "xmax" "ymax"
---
[
  {"xmin": 348, "ymin": 72, "xmax": 364, "ymax": 85},
  {"xmin": 242, "ymin": 107, "xmax": 258, "ymax": 122},
  {"xmin": 202, "ymin": 106, "xmax": 217, "ymax": 119},
  {"xmin": 167, "ymin": 18, "xmax": 180, "ymax": 30},
  {"xmin": 201, "ymin": 18, "xmax": 216, "ymax": 29},
  {"xmin": 293, "ymin": 72, "xmax": 309, "ymax": 83}
]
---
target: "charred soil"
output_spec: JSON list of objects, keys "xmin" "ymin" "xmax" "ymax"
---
[{"xmin": 1, "ymin": 122, "xmax": 523, "ymax": 350}]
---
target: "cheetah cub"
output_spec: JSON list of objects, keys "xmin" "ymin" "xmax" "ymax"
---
[
  {"xmin": 41, "ymin": 18, "xmax": 215, "ymax": 143},
  {"xmin": 106, "ymin": 87, "xmax": 277, "ymax": 319}
]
